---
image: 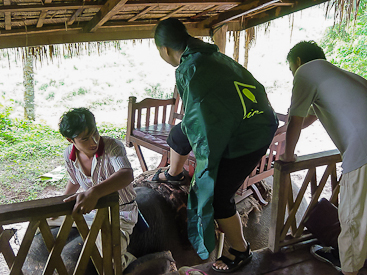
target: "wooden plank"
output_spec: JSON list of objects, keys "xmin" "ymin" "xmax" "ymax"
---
[
  {"xmin": 0, "ymin": 226, "xmax": 16, "ymax": 270},
  {"xmin": 84, "ymin": 0, "xmax": 129, "ymax": 33},
  {"xmin": 146, "ymin": 107, "xmax": 151, "ymax": 127},
  {"xmin": 68, "ymin": 8, "xmax": 84, "ymax": 25},
  {"xmin": 154, "ymin": 106, "xmax": 159, "ymax": 125},
  {"xmin": 293, "ymin": 164, "xmax": 335, "ymax": 237},
  {"xmin": 199, "ymin": 0, "xmax": 280, "ymax": 28},
  {"xmin": 191, "ymin": 5, "xmax": 218, "ymax": 19},
  {"xmin": 126, "ymin": 96, "xmax": 137, "ymax": 147},
  {"xmin": 110, "ymin": 205, "xmax": 122, "ymax": 275},
  {"xmin": 280, "ymin": 168, "xmax": 315, "ymax": 240},
  {"xmin": 128, "ymin": 5, "xmax": 155, "ymax": 22},
  {"xmin": 133, "ymin": 143, "xmax": 149, "ymax": 172},
  {"xmin": 268, "ymin": 169, "xmax": 290, "ymax": 252},
  {"xmin": 4, "ymin": 0, "xmax": 11, "ymax": 31},
  {"xmin": 43, "ymin": 215, "xmax": 73, "ymax": 275},
  {"xmin": 244, "ymin": 0, "xmax": 330, "ymax": 30},
  {"xmin": 212, "ymin": 23, "xmax": 228, "ymax": 54},
  {"xmin": 101, "ymin": 212, "xmax": 113, "ymax": 275},
  {"xmin": 0, "ymin": 0, "xmax": 240, "ymax": 13},
  {"xmin": 0, "ymin": 23, "xmax": 213, "ymax": 49},
  {"xmin": 74, "ymin": 209, "xmax": 106, "ymax": 275},
  {"xmin": 38, "ymin": 219, "xmax": 68, "ymax": 274},
  {"xmin": 73, "ymin": 213, "xmax": 104, "ymax": 274},
  {"xmin": 37, "ymin": 0, "xmax": 53, "ymax": 29},
  {"xmin": 160, "ymin": 5, "xmax": 186, "ymax": 21},
  {"xmin": 0, "ymin": 3, "xmax": 102, "ymax": 13},
  {"xmin": 274, "ymin": 149, "xmax": 341, "ymax": 174},
  {"xmin": 9, "ymin": 221, "xmax": 39, "ymax": 275},
  {"xmin": 0, "ymin": 193, "xmax": 118, "ymax": 225}
]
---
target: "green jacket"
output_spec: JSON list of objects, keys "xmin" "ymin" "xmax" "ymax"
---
[{"xmin": 175, "ymin": 38, "xmax": 278, "ymax": 259}]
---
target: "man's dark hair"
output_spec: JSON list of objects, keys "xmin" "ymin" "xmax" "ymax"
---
[
  {"xmin": 154, "ymin": 18, "xmax": 191, "ymax": 51},
  {"xmin": 59, "ymin": 107, "xmax": 96, "ymax": 139},
  {"xmin": 287, "ymin": 40, "xmax": 326, "ymax": 64}
]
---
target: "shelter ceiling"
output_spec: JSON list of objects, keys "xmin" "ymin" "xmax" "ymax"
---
[{"xmin": 0, "ymin": 0, "xmax": 329, "ymax": 49}]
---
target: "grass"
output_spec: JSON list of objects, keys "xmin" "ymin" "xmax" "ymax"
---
[{"xmin": 0, "ymin": 106, "xmax": 126, "ymax": 205}]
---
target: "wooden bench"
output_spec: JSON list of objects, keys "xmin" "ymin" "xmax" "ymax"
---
[{"xmin": 126, "ymin": 87, "xmax": 288, "ymax": 199}]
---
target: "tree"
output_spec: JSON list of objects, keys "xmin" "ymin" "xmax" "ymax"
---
[
  {"xmin": 23, "ymin": 49, "xmax": 35, "ymax": 121},
  {"xmin": 321, "ymin": 0, "xmax": 367, "ymax": 78}
]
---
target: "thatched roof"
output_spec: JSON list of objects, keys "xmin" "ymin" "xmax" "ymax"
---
[{"xmin": 0, "ymin": 0, "xmax": 359, "ymax": 50}]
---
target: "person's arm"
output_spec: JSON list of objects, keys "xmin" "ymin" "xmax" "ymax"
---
[
  {"xmin": 302, "ymin": 114, "xmax": 317, "ymax": 129},
  {"xmin": 64, "ymin": 180, "xmax": 80, "ymax": 195},
  {"xmin": 64, "ymin": 167, "xmax": 133, "ymax": 215},
  {"xmin": 280, "ymin": 116, "xmax": 304, "ymax": 162}
]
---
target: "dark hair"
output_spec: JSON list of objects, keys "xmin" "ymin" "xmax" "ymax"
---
[
  {"xmin": 59, "ymin": 107, "xmax": 96, "ymax": 139},
  {"xmin": 154, "ymin": 18, "xmax": 191, "ymax": 51},
  {"xmin": 287, "ymin": 40, "xmax": 326, "ymax": 64}
]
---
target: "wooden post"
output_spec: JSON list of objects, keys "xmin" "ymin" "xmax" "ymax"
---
[
  {"xmin": 233, "ymin": 31, "xmax": 240, "ymax": 62},
  {"xmin": 212, "ymin": 24, "xmax": 228, "ymax": 54}
]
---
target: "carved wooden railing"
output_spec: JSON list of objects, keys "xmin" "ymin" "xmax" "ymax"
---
[
  {"xmin": 268, "ymin": 149, "xmax": 342, "ymax": 252},
  {"xmin": 0, "ymin": 192, "xmax": 122, "ymax": 275}
]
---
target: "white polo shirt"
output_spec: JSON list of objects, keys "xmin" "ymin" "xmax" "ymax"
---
[{"xmin": 63, "ymin": 136, "xmax": 138, "ymax": 227}]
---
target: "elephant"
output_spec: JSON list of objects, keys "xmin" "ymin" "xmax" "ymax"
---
[
  {"xmin": 22, "ymin": 185, "xmax": 207, "ymax": 274},
  {"xmin": 22, "ymin": 177, "xmax": 307, "ymax": 274}
]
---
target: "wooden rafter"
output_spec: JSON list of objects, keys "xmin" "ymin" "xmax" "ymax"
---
[
  {"xmin": 160, "ymin": 5, "xmax": 186, "ymax": 21},
  {"xmin": 84, "ymin": 0, "xmax": 129, "ymax": 32},
  {"xmin": 0, "ymin": 0, "xmax": 355, "ymax": 50},
  {"xmin": 128, "ymin": 6, "xmax": 156, "ymax": 22},
  {"xmin": 244, "ymin": 0, "xmax": 330, "ymax": 29},
  {"xmin": 37, "ymin": 0, "xmax": 53, "ymax": 28},
  {"xmin": 4, "ymin": 0, "xmax": 11, "ymax": 31},
  {"xmin": 68, "ymin": 7, "xmax": 84, "ymax": 26},
  {"xmin": 0, "ymin": 3, "xmax": 102, "ymax": 13},
  {"xmin": 199, "ymin": 0, "xmax": 290, "ymax": 28},
  {"xmin": 191, "ymin": 5, "xmax": 218, "ymax": 19},
  {"xmin": 0, "ymin": 1, "xmax": 240, "ymax": 13}
]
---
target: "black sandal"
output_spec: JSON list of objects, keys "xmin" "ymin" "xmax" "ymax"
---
[
  {"xmin": 149, "ymin": 168, "xmax": 185, "ymax": 184},
  {"xmin": 212, "ymin": 242, "xmax": 253, "ymax": 273}
]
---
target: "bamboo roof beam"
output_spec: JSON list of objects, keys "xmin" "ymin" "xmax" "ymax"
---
[
  {"xmin": 0, "ymin": 1, "xmax": 241, "ymax": 13},
  {"xmin": 68, "ymin": 8, "xmax": 84, "ymax": 26},
  {"xmin": 128, "ymin": 6, "xmax": 155, "ymax": 22},
  {"xmin": 37, "ymin": 0, "xmax": 53, "ymax": 28},
  {"xmin": 199, "ymin": 0, "xmax": 290, "ymax": 28},
  {"xmin": 0, "ymin": 3, "xmax": 102, "ymax": 13},
  {"xmin": 160, "ymin": 6, "xmax": 186, "ymax": 21},
  {"xmin": 84, "ymin": 0, "xmax": 131, "ymax": 32},
  {"xmin": 4, "ymin": 0, "xmax": 11, "ymax": 31},
  {"xmin": 244, "ymin": 0, "xmax": 330, "ymax": 29},
  {"xmin": 190, "ymin": 5, "xmax": 218, "ymax": 19}
]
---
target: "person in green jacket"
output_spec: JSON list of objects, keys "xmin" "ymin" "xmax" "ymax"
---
[{"xmin": 152, "ymin": 18, "xmax": 278, "ymax": 273}]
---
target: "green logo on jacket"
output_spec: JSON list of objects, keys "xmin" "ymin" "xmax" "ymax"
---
[{"xmin": 234, "ymin": 81, "xmax": 264, "ymax": 119}]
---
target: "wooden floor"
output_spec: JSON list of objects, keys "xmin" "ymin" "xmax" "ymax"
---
[{"xmin": 169, "ymin": 243, "xmax": 367, "ymax": 275}]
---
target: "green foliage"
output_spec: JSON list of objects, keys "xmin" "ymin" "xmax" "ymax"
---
[
  {"xmin": 321, "ymin": 1, "xmax": 367, "ymax": 78},
  {"xmin": 0, "ymin": 107, "xmax": 68, "ymax": 203},
  {"xmin": 98, "ymin": 123, "xmax": 126, "ymax": 139},
  {"xmin": 144, "ymin": 83, "xmax": 173, "ymax": 99}
]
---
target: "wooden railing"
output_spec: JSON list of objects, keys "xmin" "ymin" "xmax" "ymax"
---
[
  {"xmin": 0, "ymin": 192, "xmax": 122, "ymax": 275},
  {"xmin": 268, "ymin": 149, "xmax": 342, "ymax": 252}
]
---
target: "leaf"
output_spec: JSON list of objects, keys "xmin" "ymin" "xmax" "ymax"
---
[{"xmin": 38, "ymin": 166, "xmax": 66, "ymax": 182}]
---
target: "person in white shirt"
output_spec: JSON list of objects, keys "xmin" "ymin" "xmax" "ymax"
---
[
  {"xmin": 59, "ymin": 107, "xmax": 138, "ymax": 271},
  {"xmin": 281, "ymin": 40, "xmax": 367, "ymax": 275}
]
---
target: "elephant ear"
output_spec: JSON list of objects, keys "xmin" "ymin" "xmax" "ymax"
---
[{"xmin": 123, "ymin": 251, "xmax": 177, "ymax": 275}]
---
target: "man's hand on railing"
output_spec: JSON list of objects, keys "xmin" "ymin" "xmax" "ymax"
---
[
  {"xmin": 63, "ymin": 188, "xmax": 99, "ymax": 215},
  {"xmin": 279, "ymin": 152, "xmax": 297, "ymax": 162}
]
